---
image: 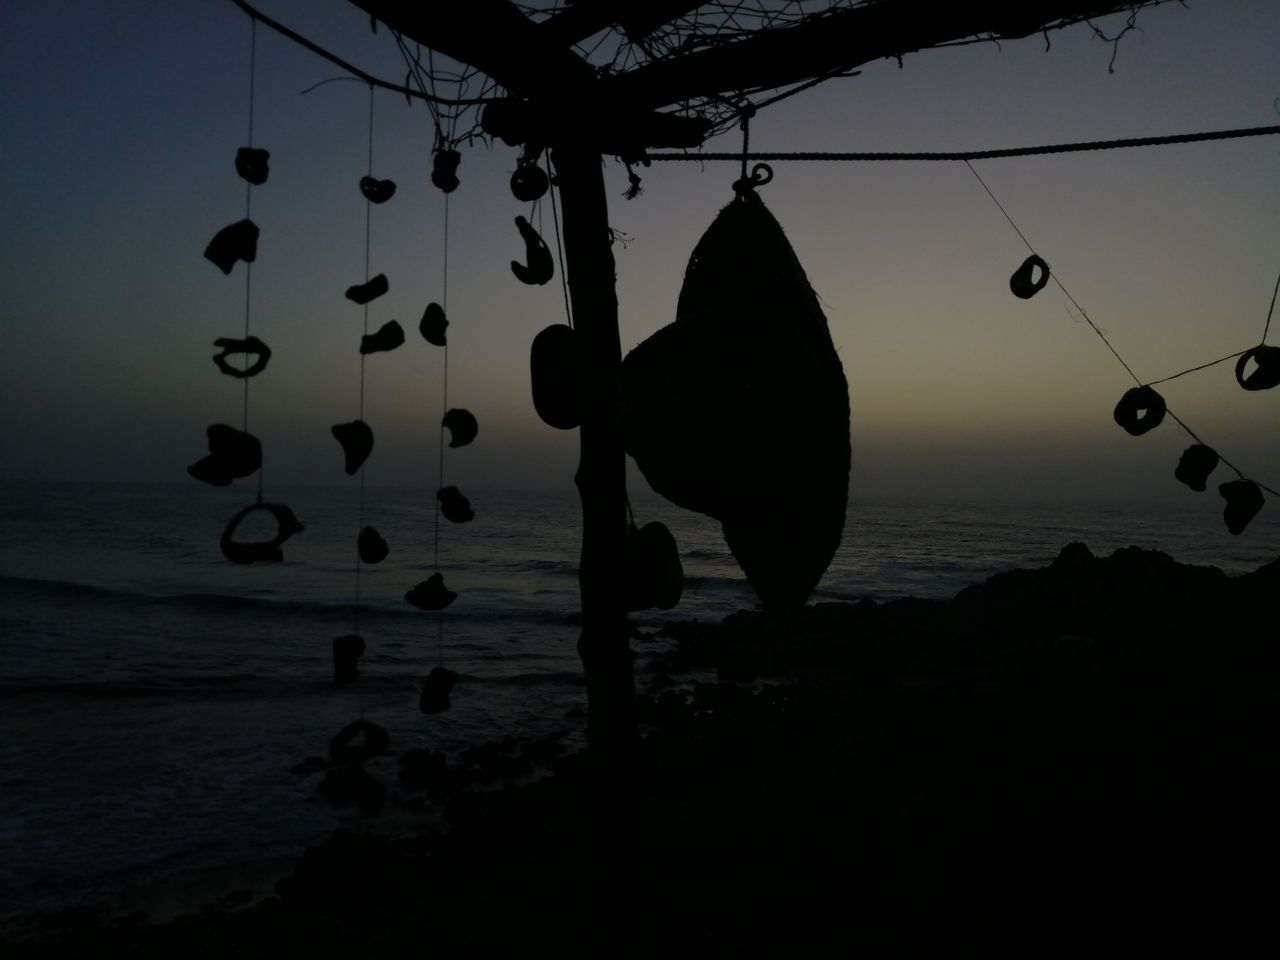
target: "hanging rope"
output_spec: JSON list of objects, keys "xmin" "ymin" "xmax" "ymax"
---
[
  {"xmin": 964, "ymin": 160, "xmax": 1279, "ymax": 499},
  {"xmin": 547, "ymin": 154, "xmax": 573, "ymax": 329},
  {"xmin": 1261, "ymin": 261, "xmax": 1280, "ymax": 344},
  {"xmin": 645, "ymin": 123, "xmax": 1280, "ymax": 164},
  {"xmin": 434, "ymin": 189, "xmax": 450, "ymax": 666}
]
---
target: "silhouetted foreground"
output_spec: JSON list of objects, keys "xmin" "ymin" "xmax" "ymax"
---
[{"xmin": 7, "ymin": 543, "xmax": 1278, "ymax": 956}]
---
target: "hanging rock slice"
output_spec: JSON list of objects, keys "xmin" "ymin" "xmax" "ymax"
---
[
  {"xmin": 621, "ymin": 187, "xmax": 849, "ymax": 619},
  {"xmin": 437, "ymin": 486, "xmax": 474, "ymax": 523},
  {"xmin": 432, "ymin": 149, "xmax": 461, "ymax": 193},
  {"xmin": 332, "ymin": 634, "xmax": 365, "ymax": 683},
  {"xmin": 331, "ymin": 420, "xmax": 373, "ymax": 475},
  {"xmin": 220, "ymin": 501, "xmax": 304, "ymax": 564},
  {"xmin": 235, "ymin": 147, "xmax": 270, "ymax": 185},
  {"xmin": 213, "ymin": 335, "xmax": 271, "ymax": 378},
  {"xmin": 405, "ymin": 572, "xmax": 456, "ymax": 611},
  {"xmin": 624, "ymin": 522, "xmax": 684, "ymax": 612},
  {"xmin": 359, "ymin": 175, "xmax": 396, "ymax": 204},
  {"xmin": 511, "ymin": 215, "xmax": 553, "ymax": 285},
  {"xmin": 328, "ymin": 719, "xmax": 390, "ymax": 765},
  {"xmin": 1175, "ymin": 444, "xmax": 1219, "ymax": 492},
  {"xmin": 419, "ymin": 666, "xmax": 458, "ymax": 714},
  {"xmin": 1009, "ymin": 254, "xmax": 1050, "ymax": 299},
  {"xmin": 510, "ymin": 163, "xmax": 549, "ymax": 203},
  {"xmin": 357, "ymin": 526, "xmax": 389, "ymax": 564},
  {"xmin": 442, "ymin": 408, "xmax": 478, "ymax": 448},
  {"xmin": 360, "ymin": 319, "xmax": 405, "ymax": 355},
  {"xmin": 1219, "ymin": 479, "xmax": 1264, "ymax": 535},
  {"xmin": 345, "ymin": 274, "xmax": 389, "ymax": 305},
  {"xmin": 187, "ymin": 424, "xmax": 261, "ymax": 486},
  {"xmin": 419, "ymin": 302, "xmax": 448, "ymax": 346},
  {"xmin": 530, "ymin": 324, "xmax": 581, "ymax": 430},
  {"xmin": 204, "ymin": 219, "xmax": 259, "ymax": 274},
  {"xmin": 1235, "ymin": 345, "xmax": 1280, "ymax": 392},
  {"xmin": 1113, "ymin": 385, "xmax": 1166, "ymax": 436}
]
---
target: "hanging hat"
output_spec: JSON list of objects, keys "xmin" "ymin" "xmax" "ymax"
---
[
  {"xmin": 331, "ymin": 420, "xmax": 373, "ymax": 475},
  {"xmin": 442, "ymin": 408, "xmax": 478, "ymax": 448},
  {"xmin": 1234, "ymin": 345, "xmax": 1280, "ymax": 392},
  {"xmin": 1113, "ymin": 385, "xmax": 1166, "ymax": 436},
  {"xmin": 405, "ymin": 572, "xmax": 456, "ymax": 611},
  {"xmin": 1009, "ymin": 254, "xmax": 1050, "ymax": 299},
  {"xmin": 360, "ymin": 319, "xmax": 405, "ymax": 355},
  {"xmin": 511, "ymin": 216, "xmax": 553, "ymax": 285},
  {"xmin": 1174, "ymin": 444, "xmax": 1219, "ymax": 492},
  {"xmin": 419, "ymin": 666, "xmax": 458, "ymax": 714},
  {"xmin": 220, "ymin": 501, "xmax": 304, "ymax": 564},
  {"xmin": 187, "ymin": 424, "xmax": 261, "ymax": 486},
  {"xmin": 204, "ymin": 219, "xmax": 259, "ymax": 274},
  {"xmin": 420, "ymin": 302, "xmax": 448, "ymax": 346},
  {"xmin": 437, "ymin": 486, "xmax": 474, "ymax": 523},
  {"xmin": 621, "ymin": 184, "xmax": 850, "ymax": 618},
  {"xmin": 332, "ymin": 634, "xmax": 365, "ymax": 683},
  {"xmin": 357, "ymin": 526, "xmax": 389, "ymax": 564},
  {"xmin": 359, "ymin": 176, "xmax": 396, "ymax": 204},
  {"xmin": 345, "ymin": 274, "xmax": 389, "ymax": 305},
  {"xmin": 235, "ymin": 147, "xmax": 270, "ymax": 185},
  {"xmin": 212, "ymin": 335, "xmax": 271, "ymax": 378},
  {"xmin": 624, "ymin": 521, "xmax": 683, "ymax": 611},
  {"xmin": 530, "ymin": 324, "xmax": 581, "ymax": 429},
  {"xmin": 1219, "ymin": 479, "xmax": 1264, "ymax": 535}
]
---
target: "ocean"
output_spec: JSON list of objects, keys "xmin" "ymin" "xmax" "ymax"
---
[{"xmin": 1, "ymin": 479, "xmax": 1276, "ymax": 916}]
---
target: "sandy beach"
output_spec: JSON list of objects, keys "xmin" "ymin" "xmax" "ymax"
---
[{"xmin": 5, "ymin": 542, "xmax": 1278, "ymax": 956}]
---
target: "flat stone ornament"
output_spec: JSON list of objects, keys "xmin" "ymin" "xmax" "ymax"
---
[
  {"xmin": 405, "ymin": 572, "xmax": 456, "ymax": 611},
  {"xmin": 213, "ymin": 336, "xmax": 271, "ymax": 378},
  {"xmin": 511, "ymin": 216, "xmax": 553, "ymax": 285},
  {"xmin": 345, "ymin": 274, "xmax": 388, "ymax": 306},
  {"xmin": 442, "ymin": 408, "xmax": 478, "ymax": 448},
  {"xmin": 188, "ymin": 424, "xmax": 261, "ymax": 486},
  {"xmin": 235, "ymin": 147, "xmax": 269, "ymax": 186},
  {"xmin": 419, "ymin": 666, "xmax": 457, "ymax": 714},
  {"xmin": 621, "ymin": 184, "xmax": 850, "ymax": 619},
  {"xmin": 1235, "ymin": 345, "xmax": 1280, "ymax": 391},
  {"xmin": 333, "ymin": 634, "xmax": 365, "ymax": 683},
  {"xmin": 1113, "ymin": 385, "xmax": 1166, "ymax": 436},
  {"xmin": 331, "ymin": 420, "xmax": 373, "ymax": 475},
  {"xmin": 359, "ymin": 176, "xmax": 396, "ymax": 204},
  {"xmin": 419, "ymin": 303, "xmax": 448, "ymax": 346},
  {"xmin": 357, "ymin": 526, "xmax": 389, "ymax": 564},
  {"xmin": 1174, "ymin": 444, "xmax": 1219, "ymax": 492},
  {"xmin": 360, "ymin": 319, "xmax": 405, "ymax": 355},
  {"xmin": 1009, "ymin": 254, "xmax": 1050, "ymax": 299},
  {"xmin": 220, "ymin": 501, "xmax": 304, "ymax": 564},
  {"xmin": 437, "ymin": 486, "xmax": 474, "ymax": 523},
  {"xmin": 204, "ymin": 219, "xmax": 258, "ymax": 275},
  {"xmin": 1219, "ymin": 479, "xmax": 1264, "ymax": 535}
]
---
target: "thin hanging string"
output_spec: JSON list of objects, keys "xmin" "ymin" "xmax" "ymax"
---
[
  {"xmin": 739, "ymin": 108, "xmax": 751, "ymax": 184},
  {"xmin": 1262, "ymin": 261, "xmax": 1280, "ymax": 344},
  {"xmin": 547, "ymin": 154, "xmax": 572, "ymax": 328},
  {"xmin": 964, "ymin": 160, "xmax": 1141, "ymax": 386},
  {"xmin": 965, "ymin": 160, "xmax": 1278, "ymax": 497},
  {"xmin": 434, "ymin": 189, "xmax": 451, "ymax": 667},
  {"xmin": 243, "ymin": 18, "xmax": 263, "ymax": 503},
  {"xmin": 352, "ymin": 84, "xmax": 376, "ymax": 721}
]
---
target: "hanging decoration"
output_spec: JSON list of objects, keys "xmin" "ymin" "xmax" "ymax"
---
[
  {"xmin": 967, "ymin": 159, "xmax": 1278, "ymax": 535},
  {"xmin": 442, "ymin": 408, "xmax": 478, "ymax": 447},
  {"xmin": 530, "ymin": 323, "xmax": 582, "ymax": 430},
  {"xmin": 431, "ymin": 147, "xmax": 461, "ymax": 193},
  {"xmin": 419, "ymin": 302, "xmax": 448, "ymax": 346},
  {"xmin": 621, "ymin": 162, "xmax": 851, "ymax": 619},
  {"xmin": 419, "ymin": 666, "xmax": 458, "ymax": 714},
  {"xmin": 1009, "ymin": 253, "xmax": 1050, "ymax": 299},
  {"xmin": 220, "ymin": 502, "xmax": 304, "ymax": 565},
  {"xmin": 212, "ymin": 336, "xmax": 271, "ymax": 378},
  {"xmin": 358, "ymin": 175, "xmax": 396, "ymax": 203},
  {"xmin": 510, "ymin": 146, "xmax": 549, "ymax": 202},
  {"xmin": 345, "ymin": 273, "xmax": 389, "ymax": 305},
  {"xmin": 511, "ymin": 215, "xmax": 554, "ymax": 285},
  {"xmin": 331, "ymin": 419, "xmax": 374, "ymax": 475},
  {"xmin": 624, "ymin": 520, "xmax": 684, "ymax": 612},
  {"xmin": 193, "ymin": 17, "xmax": 301, "ymax": 565},
  {"xmin": 332, "ymin": 634, "xmax": 365, "ymax": 683},
  {"xmin": 360, "ymin": 319, "xmax": 405, "ymax": 355}
]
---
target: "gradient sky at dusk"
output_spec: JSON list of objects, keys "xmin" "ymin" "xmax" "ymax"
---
[{"xmin": 2, "ymin": 1, "xmax": 1277, "ymax": 506}]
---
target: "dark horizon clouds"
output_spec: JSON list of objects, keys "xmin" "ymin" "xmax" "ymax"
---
[{"xmin": 1, "ymin": 1, "xmax": 1277, "ymax": 507}]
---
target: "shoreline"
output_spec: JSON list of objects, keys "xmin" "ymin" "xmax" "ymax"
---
[{"xmin": 6, "ymin": 541, "xmax": 1279, "ymax": 953}]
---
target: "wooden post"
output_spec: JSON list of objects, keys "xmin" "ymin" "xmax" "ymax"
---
[{"xmin": 551, "ymin": 145, "xmax": 636, "ymax": 759}]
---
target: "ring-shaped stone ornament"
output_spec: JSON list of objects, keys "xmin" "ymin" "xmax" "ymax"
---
[
  {"xmin": 1010, "ymin": 254, "xmax": 1050, "ymax": 299},
  {"xmin": 1113, "ymin": 385, "xmax": 1167, "ymax": 436},
  {"xmin": 213, "ymin": 336, "xmax": 272, "ymax": 378},
  {"xmin": 328, "ymin": 719, "xmax": 390, "ymax": 765},
  {"xmin": 220, "ymin": 501, "xmax": 304, "ymax": 564},
  {"xmin": 1234, "ymin": 344, "xmax": 1280, "ymax": 392}
]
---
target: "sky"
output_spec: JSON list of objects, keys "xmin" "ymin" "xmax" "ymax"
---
[{"xmin": 1, "ymin": 0, "xmax": 1277, "ymax": 507}]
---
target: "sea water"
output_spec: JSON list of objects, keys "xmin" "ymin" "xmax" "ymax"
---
[{"xmin": 1, "ymin": 480, "xmax": 1276, "ymax": 915}]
